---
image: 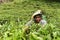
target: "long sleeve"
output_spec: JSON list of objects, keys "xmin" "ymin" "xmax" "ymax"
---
[{"xmin": 25, "ymin": 20, "xmax": 33, "ymax": 27}]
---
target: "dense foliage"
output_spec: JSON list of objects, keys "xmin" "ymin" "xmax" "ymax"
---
[{"xmin": 0, "ymin": 0, "xmax": 60, "ymax": 40}]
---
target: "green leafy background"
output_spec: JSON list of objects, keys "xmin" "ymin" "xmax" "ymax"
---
[{"xmin": 0, "ymin": 0, "xmax": 60, "ymax": 40}]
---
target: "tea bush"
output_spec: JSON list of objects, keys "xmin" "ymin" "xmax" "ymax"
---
[{"xmin": 0, "ymin": 0, "xmax": 60, "ymax": 40}]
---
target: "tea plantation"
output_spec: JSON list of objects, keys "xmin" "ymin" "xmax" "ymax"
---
[{"xmin": 0, "ymin": 0, "xmax": 60, "ymax": 40}]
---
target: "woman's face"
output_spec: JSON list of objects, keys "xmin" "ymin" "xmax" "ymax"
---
[{"xmin": 35, "ymin": 15, "xmax": 42, "ymax": 23}]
